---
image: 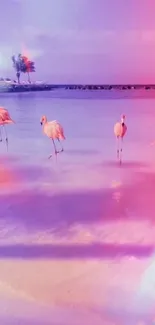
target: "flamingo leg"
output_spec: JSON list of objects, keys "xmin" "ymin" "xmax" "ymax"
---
[
  {"xmin": 0, "ymin": 127, "xmax": 2, "ymax": 142},
  {"xmin": 120, "ymin": 137, "xmax": 123, "ymax": 165},
  {"xmin": 116, "ymin": 136, "xmax": 119, "ymax": 160},
  {"xmin": 57, "ymin": 139, "xmax": 64, "ymax": 152},
  {"xmin": 48, "ymin": 139, "xmax": 59, "ymax": 159},
  {"xmin": 3, "ymin": 125, "xmax": 8, "ymax": 151}
]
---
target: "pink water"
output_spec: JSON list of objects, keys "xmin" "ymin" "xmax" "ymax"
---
[{"xmin": 0, "ymin": 90, "xmax": 155, "ymax": 324}]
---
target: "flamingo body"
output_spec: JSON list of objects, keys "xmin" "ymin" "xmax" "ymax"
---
[
  {"xmin": 114, "ymin": 114, "xmax": 127, "ymax": 164},
  {"xmin": 43, "ymin": 120, "xmax": 65, "ymax": 140},
  {"xmin": 40, "ymin": 115, "xmax": 65, "ymax": 158},
  {"xmin": 0, "ymin": 107, "xmax": 14, "ymax": 125},
  {"xmin": 114, "ymin": 121, "xmax": 127, "ymax": 138},
  {"xmin": 0, "ymin": 107, "xmax": 14, "ymax": 150}
]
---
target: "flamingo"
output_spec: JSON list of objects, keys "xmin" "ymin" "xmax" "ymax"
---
[
  {"xmin": 0, "ymin": 107, "xmax": 15, "ymax": 150},
  {"xmin": 40, "ymin": 115, "xmax": 65, "ymax": 159},
  {"xmin": 114, "ymin": 114, "xmax": 127, "ymax": 164}
]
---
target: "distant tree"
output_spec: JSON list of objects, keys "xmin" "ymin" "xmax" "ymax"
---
[
  {"xmin": 20, "ymin": 56, "xmax": 36, "ymax": 83},
  {"xmin": 11, "ymin": 54, "xmax": 23, "ymax": 84}
]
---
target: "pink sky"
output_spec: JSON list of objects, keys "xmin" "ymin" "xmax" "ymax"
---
[{"xmin": 1, "ymin": 0, "xmax": 155, "ymax": 83}]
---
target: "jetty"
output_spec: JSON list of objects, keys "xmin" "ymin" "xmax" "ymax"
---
[{"xmin": 0, "ymin": 79, "xmax": 155, "ymax": 93}]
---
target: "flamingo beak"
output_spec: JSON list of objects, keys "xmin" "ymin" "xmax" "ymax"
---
[{"xmin": 40, "ymin": 122, "xmax": 42, "ymax": 125}]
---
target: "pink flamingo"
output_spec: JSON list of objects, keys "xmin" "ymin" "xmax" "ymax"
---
[
  {"xmin": 114, "ymin": 114, "xmax": 127, "ymax": 164},
  {"xmin": 0, "ymin": 107, "xmax": 15, "ymax": 150},
  {"xmin": 40, "ymin": 115, "xmax": 65, "ymax": 159}
]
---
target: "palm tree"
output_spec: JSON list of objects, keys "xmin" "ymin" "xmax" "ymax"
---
[
  {"xmin": 11, "ymin": 54, "xmax": 36, "ymax": 84},
  {"xmin": 11, "ymin": 54, "xmax": 23, "ymax": 84},
  {"xmin": 20, "ymin": 56, "xmax": 35, "ymax": 83}
]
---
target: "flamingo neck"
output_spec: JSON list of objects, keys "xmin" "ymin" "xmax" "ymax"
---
[
  {"xmin": 43, "ymin": 119, "xmax": 47, "ymax": 125},
  {"xmin": 121, "ymin": 118, "xmax": 125, "ymax": 125}
]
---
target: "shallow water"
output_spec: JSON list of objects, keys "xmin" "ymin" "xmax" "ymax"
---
[{"xmin": 0, "ymin": 90, "xmax": 155, "ymax": 324}]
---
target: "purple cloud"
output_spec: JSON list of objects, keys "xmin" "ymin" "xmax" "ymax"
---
[{"xmin": 0, "ymin": 0, "xmax": 155, "ymax": 83}]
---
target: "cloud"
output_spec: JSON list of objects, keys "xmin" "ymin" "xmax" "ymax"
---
[
  {"xmin": 141, "ymin": 31, "xmax": 155, "ymax": 42},
  {"xmin": 1, "ymin": 0, "xmax": 155, "ymax": 82},
  {"xmin": 23, "ymin": 30, "xmax": 155, "ymax": 57}
]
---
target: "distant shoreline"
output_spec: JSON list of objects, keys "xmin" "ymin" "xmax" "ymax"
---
[{"xmin": 0, "ymin": 83, "xmax": 155, "ymax": 93}]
